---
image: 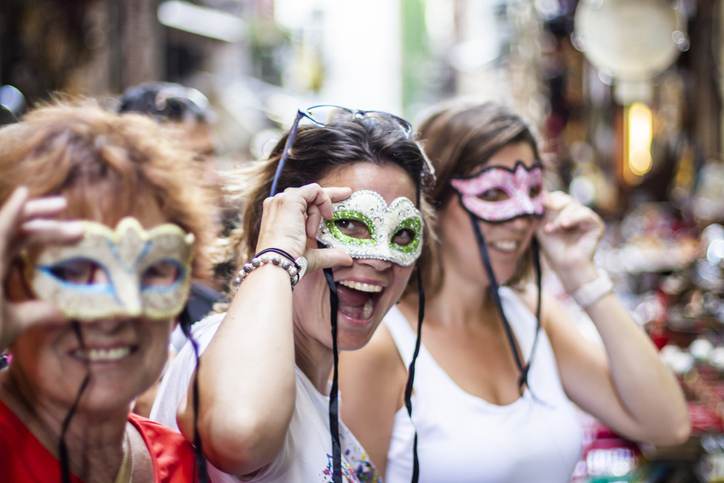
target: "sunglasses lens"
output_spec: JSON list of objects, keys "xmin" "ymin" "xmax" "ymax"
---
[{"xmin": 305, "ymin": 105, "xmax": 353, "ymax": 126}]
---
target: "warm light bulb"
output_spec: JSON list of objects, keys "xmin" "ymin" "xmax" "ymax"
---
[{"xmin": 625, "ymin": 102, "xmax": 654, "ymax": 179}]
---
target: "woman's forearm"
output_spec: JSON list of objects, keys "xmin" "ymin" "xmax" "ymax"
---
[
  {"xmin": 558, "ymin": 264, "xmax": 690, "ymax": 445},
  {"xmin": 180, "ymin": 264, "xmax": 296, "ymax": 475},
  {"xmin": 584, "ymin": 292, "xmax": 690, "ymax": 444}
]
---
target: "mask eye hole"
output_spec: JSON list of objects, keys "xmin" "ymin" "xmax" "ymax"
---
[
  {"xmin": 47, "ymin": 258, "xmax": 103, "ymax": 285},
  {"xmin": 392, "ymin": 228, "xmax": 415, "ymax": 247},
  {"xmin": 478, "ymin": 188, "xmax": 508, "ymax": 202},
  {"xmin": 142, "ymin": 260, "xmax": 182, "ymax": 288},
  {"xmin": 529, "ymin": 184, "xmax": 543, "ymax": 197},
  {"xmin": 334, "ymin": 219, "xmax": 372, "ymax": 240}
]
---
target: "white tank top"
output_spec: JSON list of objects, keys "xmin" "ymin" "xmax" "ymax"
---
[
  {"xmin": 385, "ymin": 287, "xmax": 583, "ymax": 483},
  {"xmin": 151, "ymin": 313, "xmax": 380, "ymax": 482}
]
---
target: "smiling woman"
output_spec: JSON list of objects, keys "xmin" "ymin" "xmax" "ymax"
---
[
  {"xmin": 0, "ymin": 100, "xmax": 214, "ymax": 483},
  {"xmin": 149, "ymin": 107, "xmax": 433, "ymax": 483},
  {"xmin": 339, "ymin": 101, "xmax": 690, "ymax": 483}
]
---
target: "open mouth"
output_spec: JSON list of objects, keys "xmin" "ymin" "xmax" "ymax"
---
[
  {"xmin": 70, "ymin": 345, "xmax": 138, "ymax": 363},
  {"xmin": 335, "ymin": 280, "xmax": 384, "ymax": 323}
]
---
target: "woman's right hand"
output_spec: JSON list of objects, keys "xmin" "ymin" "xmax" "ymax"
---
[
  {"xmin": 0, "ymin": 187, "xmax": 83, "ymax": 350},
  {"xmin": 255, "ymin": 183, "xmax": 353, "ymax": 273}
]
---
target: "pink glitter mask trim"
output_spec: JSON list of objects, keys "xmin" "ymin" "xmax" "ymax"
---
[{"xmin": 450, "ymin": 160, "xmax": 545, "ymax": 223}]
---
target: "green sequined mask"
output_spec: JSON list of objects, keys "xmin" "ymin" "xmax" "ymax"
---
[{"xmin": 316, "ymin": 190, "xmax": 423, "ymax": 267}]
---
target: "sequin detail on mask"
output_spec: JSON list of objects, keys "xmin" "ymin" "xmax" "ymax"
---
[{"xmin": 317, "ymin": 190, "xmax": 423, "ymax": 267}]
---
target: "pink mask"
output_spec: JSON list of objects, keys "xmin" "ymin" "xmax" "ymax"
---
[{"xmin": 450, "ymin": 160, "xmax": 545, "ymax": 223}]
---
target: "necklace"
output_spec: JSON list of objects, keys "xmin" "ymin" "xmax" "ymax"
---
[{"xmin": 113, "ymin": 429, "xmax": 133, "ymax": 483}]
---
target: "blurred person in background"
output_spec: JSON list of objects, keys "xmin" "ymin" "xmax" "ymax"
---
[
  {"xmin": 0, "ymin": 101, "xmax": 214, "ymax": 482},
  {"xmin": 117, "ymin": 81, "xmax": 224, "ymax": 418},
  {"xmin": 118, "ymin": 81, "xmax": 215, "ymax": 159},
  {"xmin": 340, "ymin": 101, "xmax": 690, "ymax": 483},
  {"xmin": 118, "ymin": 81, "xmax": 223, "ymax": 325},
  {"xmin": 150, "ymin": 107, "xmax": 433, "ymax": 482}
]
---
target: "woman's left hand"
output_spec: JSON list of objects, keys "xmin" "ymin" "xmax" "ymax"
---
[
  {"xmin": 537, "ymin": 191, "xmax": 691, "ymax": 446},
  {"xmin": 535, "ymin": 191, "xmax": 604, "ymax": 290}
]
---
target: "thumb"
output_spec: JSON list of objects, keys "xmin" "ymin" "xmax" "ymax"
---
[{"xmin": 305, "ymin": 248, "xmax": 353, "ymax": 273}]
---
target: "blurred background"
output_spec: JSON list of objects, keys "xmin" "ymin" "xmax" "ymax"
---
[{"xmin": 1, "ymin": 0, "xmax": 723, "ymax": 481}]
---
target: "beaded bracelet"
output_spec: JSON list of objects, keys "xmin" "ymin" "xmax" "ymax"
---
[{"xmin": 232, "ymin": 250, "xmax": 308, "ymax": 288}]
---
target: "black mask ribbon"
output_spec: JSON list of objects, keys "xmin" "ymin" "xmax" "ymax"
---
[
  {"xmin": 466, "ymin": 212, "xmax": 542, "ymax": 391},
  {"xmin": 402, "ymin": 268, "xmax": 425, "ymax": 483},
  {"xmin": 59, "ymin": 321, "xmax": 91, "ymax": 483},
  {"xmin": 180, "ymin": 320, "xmax": 210, "ymax": 483},
  {"xmin": 322, "ymin": 267, "xmax": 343, "ymax": 483}
]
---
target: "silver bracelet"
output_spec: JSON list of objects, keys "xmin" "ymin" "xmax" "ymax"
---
[
  {"xmin": 232, "ymin": 253, "xmax": 307, "ymax": 288},
  {"xmin": 571, "ymin": 268, "xmax": 614, "ymax": 309}
]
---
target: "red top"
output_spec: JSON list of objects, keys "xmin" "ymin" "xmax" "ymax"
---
[{"xmin": 0, "ymin": 399, "xmax": 199, "ymax": 482}]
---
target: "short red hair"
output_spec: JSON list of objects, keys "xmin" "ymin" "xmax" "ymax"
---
[{"xmin": 0, "ymin": 99, "xmax": 215, "ymax": 278}]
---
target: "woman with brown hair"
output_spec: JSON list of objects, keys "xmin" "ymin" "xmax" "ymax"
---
[
  {"xmin": 0, "ymin": 101, "xmax": 215, "ymax": 482},
  {"xmin": 151, "ymin": 106, "xmax": 434, "ymax": 483},
  {"xmin": 340, "ymin": 101, "xmax": 690, "ymax": 483}
]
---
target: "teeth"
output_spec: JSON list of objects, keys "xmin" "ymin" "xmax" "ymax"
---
[
  {"xmin": 362, "ymin": 298, "xmax": 374, "ymax": 319},
  {"xmin": 491, "ymin": 240, "xmax": 518, "ymax": 253},
  {"xmin": 338, "ymin": 280, "xmax": 383, "ymax": 293},
  {"xmin": 75, "ymin": 346, "xmax": 131, "ymax": 362}
]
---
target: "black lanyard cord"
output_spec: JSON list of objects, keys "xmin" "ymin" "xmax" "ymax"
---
[
  {"xmin": 59, "ymin": 322, "xmax": 91, "ymax": 483},
  {"xmin": 403, "ymin": 268, "xmax": 425, "ymax": 483},
  {"xmin": 323, "ymin": 268, "xmax": 343, "ymax": 483},
  {"xmin": 180, "ymin": 320, "xmax": 210, "ymax": 483},
  {"xmin": 467, "ymin": 212, "xmax": 542, "ymax": 391},
  {"xmin": 468, "ymin": 213, "xmax": 525, "ymax": 373}
]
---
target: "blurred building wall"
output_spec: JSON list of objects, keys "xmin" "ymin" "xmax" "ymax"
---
[{"xmin": 0, "ymin": 0, "xmax": 162, "ymax": 103}]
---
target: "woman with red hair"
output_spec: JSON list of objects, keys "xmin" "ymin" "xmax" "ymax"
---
[{"xmin": 0, "ymin": 101, "xmax": 215, "ymax": 482}]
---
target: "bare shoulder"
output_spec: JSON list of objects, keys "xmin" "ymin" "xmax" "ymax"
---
[
  {"xmin": 341, "ymin": 320, "xmax": 407, "ymax": 386},
  {"xmin": 513, "ymin": 283, "xmax": 564, "ymax": 333}
]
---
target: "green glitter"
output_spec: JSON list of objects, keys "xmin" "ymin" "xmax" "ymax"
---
[
  {"xmin": 390, "ymin": 217, "xmax": 422, "ymax": 254},
  {"xmin": 324, "ymin": 210, "xmax": 377, "ymax": 246}
]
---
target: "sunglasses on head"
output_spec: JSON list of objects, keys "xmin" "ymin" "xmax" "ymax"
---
[{"xmin": 271, "ymin": 104, "xmax": 435, "ymax": 196}]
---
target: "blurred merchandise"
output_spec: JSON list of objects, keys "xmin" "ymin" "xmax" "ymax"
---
[{"xmin": 567, "ymin": 199, "xmax": 723, "ymax": 482}]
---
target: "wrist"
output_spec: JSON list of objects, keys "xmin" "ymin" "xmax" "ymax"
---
[
  {"xmin": 555, "ymin": 262, "xmax": 598, "ymax": 293},
  {"xmin": 255, "ymin": 238, "xmax": 303, "ymax": 260},
  {"xmin": 569, "ymin": 267, "xmax": 614, "ymax": 309},
  {"xmin": 233, "ymin": 250, "xmax": 302, "ymax": 288}
]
